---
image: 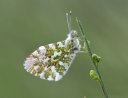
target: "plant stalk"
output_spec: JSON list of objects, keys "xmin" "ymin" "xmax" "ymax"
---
[{"xmin": 76, "ymin": 18, "xmax": 109, "ymax": 98}]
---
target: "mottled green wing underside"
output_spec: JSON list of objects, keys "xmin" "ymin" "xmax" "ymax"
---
[{"xmin": 23, "ymin": 41, "xmax": 76, "ymax": 81}]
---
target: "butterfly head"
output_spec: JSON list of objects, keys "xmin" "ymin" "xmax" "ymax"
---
[
  {"xmin": 68, "ymin": 30, "xmax": 78, "ymax": 39},
  {"xmin": 65, "ymin": 30, "xmax": 81, "ymax": 53}
]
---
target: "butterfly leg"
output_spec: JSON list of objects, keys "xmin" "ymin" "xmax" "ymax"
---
[
  {"xmin": 79, "ymin": 43, "xmax": 88, "ymax": 53},
  {"xmin": 78, "ymin": 37, "xmax": 88, "ymax": 53}
]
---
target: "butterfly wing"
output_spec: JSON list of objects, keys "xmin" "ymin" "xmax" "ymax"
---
[{"xmin": 23, "ymin": 41, "xmax": 76, "ymax": 81}]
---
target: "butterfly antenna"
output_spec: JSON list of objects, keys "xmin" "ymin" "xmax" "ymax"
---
[
  {"xmin": 69, "ymin": 11, "xmax": 72, "ymax": 31},
  {"xmin": 66, "ymin": 12, "xmax": 70, "ymax": 33},
  {"xmin": 66, "ymin": 11, "xmax": 72, "ymax": 33}
]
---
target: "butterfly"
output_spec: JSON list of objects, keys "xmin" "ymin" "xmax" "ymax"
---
[{"xmin": 23, "ymin": 11, "xmax": 87, "ymax": 81}]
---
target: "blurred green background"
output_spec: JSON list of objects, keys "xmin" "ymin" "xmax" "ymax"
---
[{"xmin": 0, "ymin": 0, "xmax": 128, "ymax": 98}]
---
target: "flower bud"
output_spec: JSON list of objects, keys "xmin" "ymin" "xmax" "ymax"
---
[
  {"xmin": 89, "ymin": 70, "xmax": 100, "ymax": 81},
  {"xmin": 92, "ymin": 54, "xmax": 101, "ymax": 64}
]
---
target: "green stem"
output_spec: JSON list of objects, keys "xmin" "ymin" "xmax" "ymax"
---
[{"xmin": 76, "ymin": 18, "xmax": 108, "ymax": 98}]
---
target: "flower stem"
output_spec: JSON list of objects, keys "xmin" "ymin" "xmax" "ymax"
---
[{"xmin": 76, "ymin": 18, "xmax": 109, "ymax": 98}]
